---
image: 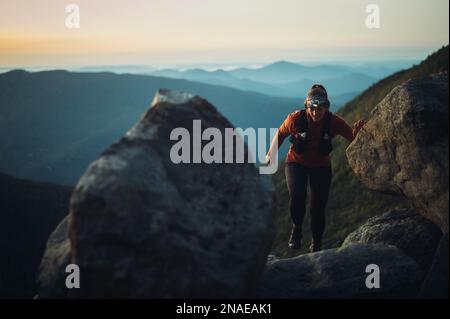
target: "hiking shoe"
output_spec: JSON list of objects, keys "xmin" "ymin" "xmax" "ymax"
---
[
  {"xmin": 288, "ymin": 225, "xmax": 302, "ymax": 249},
  {"xmin": 309, "ymin": 240, "xmax": 322, "ymax": 253}
]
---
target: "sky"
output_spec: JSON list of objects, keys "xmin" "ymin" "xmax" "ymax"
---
[{"xmin": 0, "ymin": 0, "xmax": 448, "ymax": 67}]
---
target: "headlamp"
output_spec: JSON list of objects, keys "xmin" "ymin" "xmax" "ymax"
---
[{"xmin": 307, "ymin": 95, "xmax": 328, "ymax": 108}]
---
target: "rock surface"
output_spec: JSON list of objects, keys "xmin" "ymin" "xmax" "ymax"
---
[
  {"xmin": 346, "ymin": 72, "xmax": 449, "ymax": 232},
  {"xmin": 38, "ymin": 89, "xmax": 275, "ymax": 298},
  {"xmin": 258, "ymin": 244, "xmax": 423, "ymax": 299},
  {"xmin": 343, "ymin": 208, "xmax": 442, "ymax": 272}
]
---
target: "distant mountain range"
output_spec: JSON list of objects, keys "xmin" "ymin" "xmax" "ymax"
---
[
  {"xmin": 2, "ymin": 60, "xmax": 416, "ymax": 105},
  {"xmin": 149, "ymin": 60, "xmax": 379, "ymax": 99}
]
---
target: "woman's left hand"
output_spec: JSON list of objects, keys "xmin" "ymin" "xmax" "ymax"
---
[{"xmin": 353, "ymin": 119, "xmax": 366, "ymax": 135}]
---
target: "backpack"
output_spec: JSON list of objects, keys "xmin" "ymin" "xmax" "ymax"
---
[{"xmin": 289, "ymin": 110, "xmax": 333, "ymax": 155}]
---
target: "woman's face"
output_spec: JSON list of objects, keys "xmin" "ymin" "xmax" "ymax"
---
[{"xmin": 306, "ymin": 106, "xmax": 328, "ymax": 122}]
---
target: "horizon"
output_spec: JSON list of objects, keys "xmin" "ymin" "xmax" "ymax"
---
[{"xmin": 0, "ymin": 56, "xmax": 428, "ymax": 75}]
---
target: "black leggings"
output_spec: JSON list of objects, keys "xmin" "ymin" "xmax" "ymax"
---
[{"xmin": 285, "ymin": 162, "xmax": 332, "ymax": 242}]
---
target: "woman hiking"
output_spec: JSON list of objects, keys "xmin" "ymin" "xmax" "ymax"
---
[{"xmin": 266, "ymin": 84, "xmax": 365, "ymax": 252}]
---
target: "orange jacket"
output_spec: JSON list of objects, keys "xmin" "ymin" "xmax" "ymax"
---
[{"xmin": 273, "ymin": 110, "xmax": 356, "ymax": 168}]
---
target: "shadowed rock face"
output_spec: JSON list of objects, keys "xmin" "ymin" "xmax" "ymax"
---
[
  {"xmin": 343, "ymin": 209, "xmax": 442, "ymax": 273},
  {"xmin": 37, "ymin": 216, "xmax": 71, "ymax": 298},
  {"xmin": 38, "ymin": 89, "xmax": 275, "ymax": 298},
  {"xmin": 258, "ymin": 244, "xmax": 423, "ymax": 299},
  {"xmin": 346, "ymin": 72, "xmax": 449, "ymax": 232}
]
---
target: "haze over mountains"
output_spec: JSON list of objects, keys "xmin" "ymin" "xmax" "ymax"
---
[
  {"xmin": 0, "ymin": 58, "xmax": 420, "ymax": 188},
  {"xmin": 150, "ymin": 61, "xmax": 378, "ymax": 97},
  {"xmin": 143, "ymin": 60, "xmax": 419, "ymax": 101},
  {"xmin": 1, "ymin": 60, "xmax": 418, "ymax": 106}
]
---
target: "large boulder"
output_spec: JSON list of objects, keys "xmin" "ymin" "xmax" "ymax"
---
[
  {"xmin": 38, "ymin": 89, "xmax": 274, "ymax": 298},
  {"xmin": 258, "ymin": 244, "xmax": 423, "ymax": 299},
  {"xmin": 419, "ymin": 233, "xmax": 449, "ymax": 299},
  {"xmin": 343, "ymin": 208, "xmax": 442, "ymax": 272},
  {"xmin": 346, "ymin": 72, "xmax": 449, "ymax": 232}
]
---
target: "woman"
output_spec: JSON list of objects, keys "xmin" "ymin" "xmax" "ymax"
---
[{"xmin": 266, "ymin": 84, "xmax": 365, "ymax": 252}]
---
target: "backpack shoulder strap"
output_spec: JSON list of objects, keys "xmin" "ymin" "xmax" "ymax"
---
[
  {"xmin": 323, "ymin": 111, "xmax": 332, "ymax": 136},
  {"xmin": 319, "ymin": 111, "xmax": 334, "ymax": 155},
  {"xmin": 293, "ymin": 109, "xmax": 308, "ymax": 133}
]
